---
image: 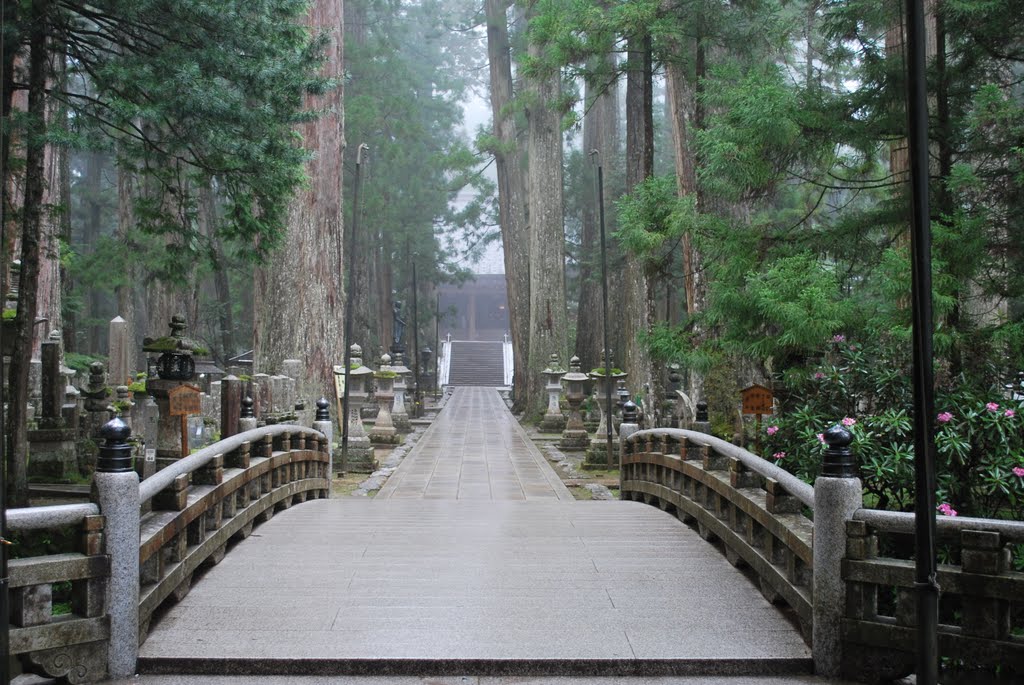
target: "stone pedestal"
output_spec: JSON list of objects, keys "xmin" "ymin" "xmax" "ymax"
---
[{"xmin": 390, "ymin": 352, "xmax": 412, "ymax": 433}]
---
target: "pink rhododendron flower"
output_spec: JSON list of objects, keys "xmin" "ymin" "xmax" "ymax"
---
[
  {"xmin": 1013, "ymin": 467, "xmax": 1024, "ymax": 478},
  {"xmin": 816, "ymin": 433, "xmax": 825, "ymax": 444},
  {"xmin": 813, "ymin": 372, "xmax": 825, "ymax": 380},
  {"xmin": 986, "ymin": 402, "xmax": 1000, "ymax": 412},
  {"xmin": 937, "ymin": 412, "xmax": 953, "ymax": 423},
  {"xmin": 937, "ymin": 503, "xmax": 958, "ymax": 517},
  {"xmin": 841, "ymin": 417, "xmax": 856, "ymax": 427},
  {"xmin": 1005, "ymin": 409, "xmax": 1016, "ymax": 418},
  {"xmin": 772, "ymin": 452, "xmax": 786, "ymax": 460},
  {"xmin": 832, "ymin": 334, "xmax": 846, "ymax": 343},
  {"xmin": 766, "ymin": 425, "xmax": 779, "ymax": 436}
]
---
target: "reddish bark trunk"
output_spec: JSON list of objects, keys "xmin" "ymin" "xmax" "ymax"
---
[{"xmin": 254, "ymin": 0, "xmax": 345, "ymax": 402}]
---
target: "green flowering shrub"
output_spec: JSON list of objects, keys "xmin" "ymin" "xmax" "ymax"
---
[{"xmin": 763, "ymin": 336, "xmax": 1023, "ymax": 518}]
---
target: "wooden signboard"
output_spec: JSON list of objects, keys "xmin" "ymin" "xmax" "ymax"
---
[
  {"xmin": 333, "ymin": 365, "xmax": 347, "ymax": 430},
  {"xmin": 167, "ymin": 384, "xmax": 201, "ymax": 459},
  {"xmin": 741, "ymin": 384, "xmax": 773, "ymax": 453},
  {"xmin": 168, "ymin": 384, "xmax": 202, "ymax": 416},
  {"xmin": 741, "ymin": 384, "xmax": 773, "ymax": 415}
]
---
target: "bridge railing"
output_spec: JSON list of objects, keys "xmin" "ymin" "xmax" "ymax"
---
[
  {"xmin": 136, "ymin": 425, "xmax": 330, "ymax": 642},
  {"xmin": 842, "ymin": 509, "xmax": 1024, "ymax": 678},
  {"xmin": 620, "ymin": 428, "xmax": 815, "ymax": 638},
  {"xmin": 6, "ymin": 503, "xmax": 109, "ymax": 683},
  {"xmin": 8, "ymin": 419, "xmax": 331, "ymax": 684},
  {"xmin": 621, "ymin": 426, "xmax": 1024, "ymax": 682}
]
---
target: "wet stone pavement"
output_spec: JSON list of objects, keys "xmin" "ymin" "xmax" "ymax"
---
[{"xmin": 135, "ymin": 387, "xmax": 813, "ymax": 678}]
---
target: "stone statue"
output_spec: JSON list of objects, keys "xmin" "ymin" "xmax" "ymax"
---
[{"xmin": 392, "ymin": 300, "xmax": 405, "ymax": 345}]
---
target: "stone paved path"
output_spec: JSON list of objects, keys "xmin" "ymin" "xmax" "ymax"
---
[
  {"xmin": 137, "ymin": 387, "xmax": 812, "ymax": 677},
  {"xmin": 377, "ymin": 387, "xmax": 573, "ymax": 500}
]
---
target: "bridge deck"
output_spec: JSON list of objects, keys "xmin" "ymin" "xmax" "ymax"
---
[{"xmin": 138, "ymin": 387, "xmax": 812, "ymax": 677}]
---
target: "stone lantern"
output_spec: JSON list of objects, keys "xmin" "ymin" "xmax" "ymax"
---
[
  {"xmin": 389, "ymin": 350, "xmax": 412, "ymax": 433},
  {"xmin": 540, "ymin": 353, "xmax": 567, "ymax": 432},
  {"xmin": 369, "ymin": 353, "xmax": 399, "ymax": 444},
  {"xmin": 342, "ymin": 344, "xmax": 375, "ymax": 471},
  {"xmin": 559, "ymin": 356, "xmax": 589, "ymax": 451},
  {"xmin": 143, "ymin": 315, "xmax": 201, "ymax": 469}
]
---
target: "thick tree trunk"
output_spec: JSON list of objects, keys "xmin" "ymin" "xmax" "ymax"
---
[
  {"xmin": 116, "ymin": 165, "xmax": 139, "ymax": 370},
  {"xmin": 622, "ymin": 34, "xmax": 655, "ymax": 398},
  {"xmin": 485, "ymin": 0, "xmax": 530, "ymax": 411},
  {"xmin": 84, "ymin": 151, "xmax": 105, "ymax": 353},
  {"xmin": 35, "ymin": 89, "xmax": 67, "ymax": 356},
  {"xmin": 254, "ymin": 0, "xmax": 345, "ymax": 402},
  {"xmin": 523, "ymin": 22, "xmax": 568, "ymax": 415},
  {"xmin": 7, "ymin": 0, "xmax": 49, "ymax": 507},
  {"xmin": 575, "ymin": 62, "xmax": 619, "ymax": 371},
  {"xmin": 665, "ymin": 64, "xmax": 704, "ymax": 318}
]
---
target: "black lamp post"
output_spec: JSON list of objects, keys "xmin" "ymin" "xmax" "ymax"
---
[
  {"xmin": 904, "ymin": 0, "xmax": 938, "ymax": 679},
  {"xmin": 590, "ymin": 150, "xmax": 614, "ymax": 468},
  {"xmin": 341, "ymin": 143, "xmax": 369, "ymax": 476}
]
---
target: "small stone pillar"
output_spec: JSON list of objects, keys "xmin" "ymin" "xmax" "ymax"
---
[
  {"xmin": 313, "ymin": 398, "xmax": 334, "ymax": 488},
  {"xmin": 692, "ymin": 401, "xmax": 711, "ymax": 433},
  {"xmin": 369, "ymin": 353, "xmax": 398, "ymax": 444},
  {"xmin": 559, "ymin": 357, "xmax": 589, "ymax": 451},
  {"xmin": 390, "ymin": 350, "xmax": 412, "ymax": 433},
  {"xmin": 618, "ymin": 400, "xmax": 640, "ymax": 450},
  {"xmin": 82, "ymin": 361, "xmax": 113, "ymax": 440},
  {"xmin": 107, "ymin": 315, "xmax": 133, "ymax": 387},
  {"xmin": 92, "ymin": 417, "xmax": 140, "ymax": 678},
  {"xmin": 28, "ymin": 336, "xmax": 79, "ymax": 478},
  {"xmin": 540, "ymin": 353, "xmax": 567, "ymax": 433},
  {"xmin": 239, "ymin": 397, "xmax": 258, "ymax": 432},
  {"xmin": 221, "ymin": 375, "xmax": 243, "ymax": 439},
  {"xmin": 812, "ymin": 425, "xmax": 862, "ymax": 678}
]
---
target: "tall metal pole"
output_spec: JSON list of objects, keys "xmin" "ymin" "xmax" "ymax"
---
[
  {"xmin": 411, "ymin": 258, "xmax": 420, "ymax": 418},
  {"xmin": 904, "ymin": 0, "xmax": 939, "ymax": 681},
  {"xmin": 590, "ymin": 151, "xmax": 614, "ymax": 469},
  {"xmin": 1, "ymin": 3, "xmax": 11, "ymax": 675},
  {"xmin": 434, "ymin": 292, "xmax": 440, "ymax": 398},
  {"xmin": 341, "ymin": 143, "xmax": 369, "ymax": 477}
]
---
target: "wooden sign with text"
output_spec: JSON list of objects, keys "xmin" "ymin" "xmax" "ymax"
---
[
  {"xmin": 168, "ymin": 384, "xmax": 202, "ymax": 416},
  {"xmin": 741, "ymin": 384, "xmax": 774, "ymax": 415}
]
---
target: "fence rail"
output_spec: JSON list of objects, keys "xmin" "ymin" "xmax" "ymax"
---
[
  {"xmin": 620, "ymin": 428, "xmax": 815, "ymax": 638},
  {"xmin": 621, "ymin": 426, "xmax": 1024, "ymax": 681},
  {"xmin": 7, "ymin": 423, "xmax": 328, "ymax": 684}
]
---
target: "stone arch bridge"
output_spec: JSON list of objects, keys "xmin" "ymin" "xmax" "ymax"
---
[{"xmin": 8, "ymin": 387, "xmax": 1024, "ymax": 683}]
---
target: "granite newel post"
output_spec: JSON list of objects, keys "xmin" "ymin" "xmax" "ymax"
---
[
  {"xmin": 313, "ymin": 398, "xmax": 334, "ymax": 488},
  {"xmin": 618, "ymin": 400, "xmax": 640, "ymax": 451},
  {"xmin": 239, "ymin": 397, "xmax": 258, "ymax": 432},
  {"xmin": 812, "ymin": 424, "xmax": 862, "ymax": 677},
  {"xmin": 93, "ymin": 418, "xmax": 140, "ymax": 677}
]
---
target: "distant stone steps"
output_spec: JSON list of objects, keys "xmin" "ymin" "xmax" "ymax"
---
[{"xmin": 447, "ymin": 341, "xmax": 505, "ymax": 387}]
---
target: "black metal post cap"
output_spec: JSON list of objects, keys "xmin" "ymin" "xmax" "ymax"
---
[
  {"xmin": 821, "ymin": 424, "xmax": 858, "ymax": 478},
  {"xmin": 97, "ymin": 417, "xmax": 134, "ymax": 473},
  {"xmin": 241, "ymin": 396, "xmax": 254, "ymax": 418},
  {"xmin": 316, "ymin": 397, "xmax": 330, "ymax": 422},
  {"xmin": 622, "ymin": 399, "xmax": 639, "ymax": 423}
]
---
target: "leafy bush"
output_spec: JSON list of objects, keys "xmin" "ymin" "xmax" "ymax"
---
[{"xmin": 764, "ymin": 336, "xmax": 1024, "ymax": 518}]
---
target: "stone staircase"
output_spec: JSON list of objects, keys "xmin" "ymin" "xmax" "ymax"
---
[{"xmin": 447, "ymin": 341, "xmax": 505, "ymax": 387}]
